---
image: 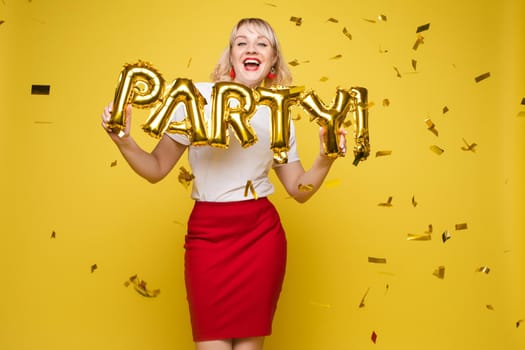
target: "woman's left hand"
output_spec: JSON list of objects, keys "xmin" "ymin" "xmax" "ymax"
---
[{"xmin": 319, "ymin": 126, "xmax": 348, "ymax": 158}]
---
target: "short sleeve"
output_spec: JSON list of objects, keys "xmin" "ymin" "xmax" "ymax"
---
[{"xmin": 165, "ymin": 104, "xmax": 191, "ymax": 146}]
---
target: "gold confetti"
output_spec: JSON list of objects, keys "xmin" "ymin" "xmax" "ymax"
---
[
  {"xmin": 342, "ymin": 27, "xmax": 352, "ymax": 40},
  {"xmin": 429, "ymin": 145, "xmax": 444, "ymax": 155},
  {"xmin": 474, "ymin": 72, "xmax": 491, "ymax": 83},
  {"xmin": 330, "ymin": 54, "xmax": 343, "ymax": 60},
  {"xmin": 442, "ymin": 230, "xmax": 452, "ymax": 243},
  {"xmin": 244, "ymin": 180, "xmax": 258, "ymax": 199},
  {"xmin": 393, "ymin": 66, "xmax": 402, "ymax": 78},
  {"xmin": 110, "ymin": 160, "xmax": 117, "ymax": 167},
  {"xmin": 375, "ymin": 150, "xmax": 392, "ymax": 157},
  {"xmin": 264, "ymin": 2, "xmax": 277, "ymax": 7},
  {"xmin": 443, "ymin": 106, "xmax": 449, "ymax": 114},
  {"xmin": 327, "ymin": 17, "xmax": 339, "ymax": 23},
  {"xmin": 178, "ymin": 166, "xmax": 194, "ymax": 189},
  {"xmin": 407, "ymin": 233, "xmax": 432, "ymax": 241},
  {"xmin": 0, "ymin": 20, "xmax": 4, "ymax": 26},
  {"xmin": 433, "ymin": 265, "xmax": 445, "ymax": 279},
  {"xmin": 517, "ymin": 319, "xmax": 524, "ymax": 328},
  {"xmin": 319, "ymin": 76, "xmax": 329, "ymax": 82},
  {"xmin": 378, "ymin": 14, "xmax": 387, "ymax": 21},
  {"xmin": 382, "ymin": 98, "xmax": 390, "ymax": 107},
  {"xmin": 461, "ymin": 138, "xmax": 477, "ymax": 152},
  {"xmin": 455, "ymin": 223, "xmax": 468, "ymax": 230},
  {"xmin": 425, "ymin": 224, "xmax": 433, "ymax": 233},
  {"xmin": 359, "ymin": 287, "xmax": 370, "ymax": 308},
  {"xmin": 378, "ymin": 196, "xmax": 393, "ymax": 207},
  {"xmin": 411, "ymin": 59, "xmax": 417, "ymax": 70},
  {"xmin": 476, "ymin": 266, "xmax": 490, "ymax": 274},
  {"xmin": 371, "ymin": 331, "xmax": 378, "ymax": 344},
  {"xmin": 50, "ymin": 230, "xmax": 56, "ymax": 239},
  {"xmin": 290, "ymin": 16, "xmax": 302, "ymax": 26},
  {"xmin": 124, "ymin": 274, "xmax": 160, "ymax": 298},
  {"xmin": 288, "ymin": 59, "xmax": 300, "ymax": 67},
  {"xmin": 379, "ymin": 46, "xmax": 389, "ymax": 54},
  {"xmin": 368, "ymin": 256, "xmax": 387, "ymax": 264},
  {"xmin": 416, "ymin": 23, "xmax": 430, "ymax": 33},
  {"xmin": 412, "ymin": 35, "xmax": 425, "ymax": 50},
  {"xmin": 425, "ymin": 118, "xmax": 438, "ymax": 136},
  {"xmin": 411, "ymin": 195, "xmax": 418, "ymax": 207},
  {"xmin": 90, "ymin": 264, "xmax": 98, "ymax": 273},
  {"xmin": 298, "ymin": 184, "xmax": 314, "ymax": 192},
  {"xmin": 486, "ymin": 304, "xmax": 495, "ymax": 310},
  {"xmin": 521, "ymin": 97, "xmax": 525, "ymax": 105},
  {"xmin": 186, "ymin": 57, "xmax": 192, "ymax": 68},
  {"xmin": 363, "ymin": 18, "xmax": 376, "ymax": 23}
]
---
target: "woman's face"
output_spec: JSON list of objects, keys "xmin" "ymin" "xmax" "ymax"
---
[{"xmin": 230, "ymin": 24, "xmax": 277, "ymax": 88}]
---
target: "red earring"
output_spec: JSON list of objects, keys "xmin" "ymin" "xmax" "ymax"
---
[
  {"xmin": 267, "ymin": 67, "xmax": 276, "ymax": 80},
  {"xmin": 229, "ymin": 67, "xmax": 236, "ymax": 79}
]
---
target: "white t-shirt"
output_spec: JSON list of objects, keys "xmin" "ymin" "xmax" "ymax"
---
[{"xmin": 166, "ymin": 82, "xmax": 300, "ymax": 202}]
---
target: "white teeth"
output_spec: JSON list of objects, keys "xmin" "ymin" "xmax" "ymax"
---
[{"xmin": 244, "ymin": 59, "xmax": 260, "ymax": 65}]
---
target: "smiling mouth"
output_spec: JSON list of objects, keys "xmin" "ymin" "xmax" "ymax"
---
[{"xmin": 243, "ymin": 58, "xmax": 260, "ymax": 70}]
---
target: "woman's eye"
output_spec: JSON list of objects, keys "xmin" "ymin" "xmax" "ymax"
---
[
  {"xmin": 236, "ymin": 42, "xmax": 246, "ymax": 46},
  {"xmin": 257, "ymin": 42, "xmax": 268, "ymax": 47}
]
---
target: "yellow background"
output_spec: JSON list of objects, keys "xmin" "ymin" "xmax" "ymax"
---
[{"xmin": 1, "ymin": 0, "xmax": 524, "ymax": 349}]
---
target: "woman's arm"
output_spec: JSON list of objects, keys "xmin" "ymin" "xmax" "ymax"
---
[
  {"xmin": 274, "ymin": 127, "xmax": 346, "ymax": 203},
  {"xmin": 102, "ymin": 103, "xmax": 187, "ymax": 183}
]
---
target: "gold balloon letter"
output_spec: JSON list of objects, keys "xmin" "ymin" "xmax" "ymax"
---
[
  {"xmin": 142, "ymin": 79, "xmax": 207, "ymax": 144},
  {"xmin": 256, "ymin": 86, "xmax": 304, "ymax": 163},
  {"xmin": 350, "ymin": 87, "xmax": 370, "ymax": 165},
  {"xmin": 209, "ymin": 82, "xmax": 257, "ymax": 148},
  {"xmin": 300, "ymin": 88, "xmax": 353, "ymax": 158},
  {"xmin": 110, "ymin": 61, "xmax": 165, "ymax": 133}
]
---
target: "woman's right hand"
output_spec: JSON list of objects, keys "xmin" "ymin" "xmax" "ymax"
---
[{"xmin": 101, "ymin": 102, "xmax": 132, "ymax": 142}]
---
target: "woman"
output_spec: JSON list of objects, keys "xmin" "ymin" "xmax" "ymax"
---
[{"xmin": 101, "ymin": 18, "xmax": 346, "ymax": 350}]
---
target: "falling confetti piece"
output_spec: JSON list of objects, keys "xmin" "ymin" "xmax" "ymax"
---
[
  {"xmin": 517, "ymin": 319, "xmax": 524, "ymax": 328},
  {"xmin": 178, "ymin": 166, "xmax": 194, "ymax": 189},
  {"xmin": 412, "ymin": 35, "xmax": 425, "ymax": 50},
  {"xmin": 411, "ymin": 195, "xmax": 418, "ymax": 207},
  {"xmin": 476, "ymin": 266, "xmax": 490, "ymax": 274},
  {"xmin": 407, "ymin": 233, "xmax": 432, "ymax": 241},
  {"xmin": 110, "ymin": 160, "xmax": 117, "ymax": 167},
  {"xmin": 378, "ymin": 196, "xmax": 393, "ymax": 207},
  {"xmin": 378, "ymin": 14, "xmax": 387, "ymax": 21},
  {"xmin": 330, "ymin": 54, "xmax": 343, "ymax": 60},
  {"xmin": 90, "ymin": 264, "xmax": 98, "ymax": 273},
  {"xmin": 264, "ymin": 2, "xmax": 277, "ymax": 6},
  {"xmin": 382, "ymin": 99, "xmax": 390, "ymax": 107},
  {"xmin": 411, "ymin": 59, "xmax": 417, "ymax": 70},
  {"xmin": 429, "ymin": 145, "xmax": 444, "ymax": 155},
  {"xmin": 327, "ymin": 17, "xmax": 339, "ymax": 23},
  {"xmin": 290, "ymin": 16, "xmax": 302, "ymax": 26},
  {"xmin": 298, "ymin": 184, "xmax": 314, "ymax": 192},
  {"xmin": 363, "ymin": 18, "xmax": 376, "ymax": 23},
  {"xmin": 50, "ymin": 230, "xmax": 56, "ymax": 239},
  {"xmin": 288, "ymin": 59, "xmax": 300, "ymax": 67},
  {"xmin": 124, "ymin": 274, "xmax": 160, "ymax": 298},
  {"xmin": 342, "ymin": 27, "xmax": 352, "ymax": 40},
  {"xmin": 393, "ymin": 66, "xmax": 402, "ymax": 78},
  {"xmin": 371, "ymin": 331, "xmax": 378, "ymax": 343},
  {"xmin": 442, "ymin": 230, "xmax": 452, "ymax": 243},
  {"xmin": 368, "ymin": 257, "xmax": 387, "ymax": 264},
  {"xmin": 433, "ymin": 265, "xmax": 445, "ymax": 279},
  {"xmin": 416, "ymin": 23, "xmax": 430, "ymax": 33},
  {"xmin": 425, "ymin": 224, "xmax": 433, "ymax": 233},
  {"xmin": 186, "ymin": 57, "xmax": 192, "ymax": 68},
  {"xmin": 244, "ymin": 180, "xmax": 258, "ymax": 199},
  {"xmin": 425, "ymin": 118, "xmax": 438, "ymax": 136},
  {"xmin": 455, "ymin": 223, "xmax": 468, "ymax": 230},
  {"xmin": 0, "ymin": 20, "xmax": 5, "ymax": 26},
  {"xmin": 521, "ymin": 98, "xmax": 525, "ymax": 105},
  {"xmin": 375, "ymin": 150, "xmax": 392, "ymax": 157},
  {"xmin": 359, "ymin": 287, "xmax": 370, "ymax": 308},
  {"xmin": 319, "ymin": 76, "xmax": 329, "ymax": 82},
  {"xmin": 486, "ymin": 304, "xmax": 495, "ymax": 310},
  {"xmin": 461, "ymin": 138, "xmax": 477, "ymax": 152},
  {"xmin": 443, "ymin": 106, "xmax": 449, "ymax": 114},
  {"xmin": 474, "ymin": 72, "xmax": 491, "ymax": 83},
  {"xmin": 379, "ymin": 46, "xmax": 389, "ymax": 54}
]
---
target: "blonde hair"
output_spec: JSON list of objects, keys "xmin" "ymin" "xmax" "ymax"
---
[{"xmin": 211, "ymin": 18, "xmax": 293, "ymax": 87}]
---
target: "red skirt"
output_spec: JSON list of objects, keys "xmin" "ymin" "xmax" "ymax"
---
[{"xmin": 184, "ymin": 198, "xmax": 287, "ymax": 341}]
